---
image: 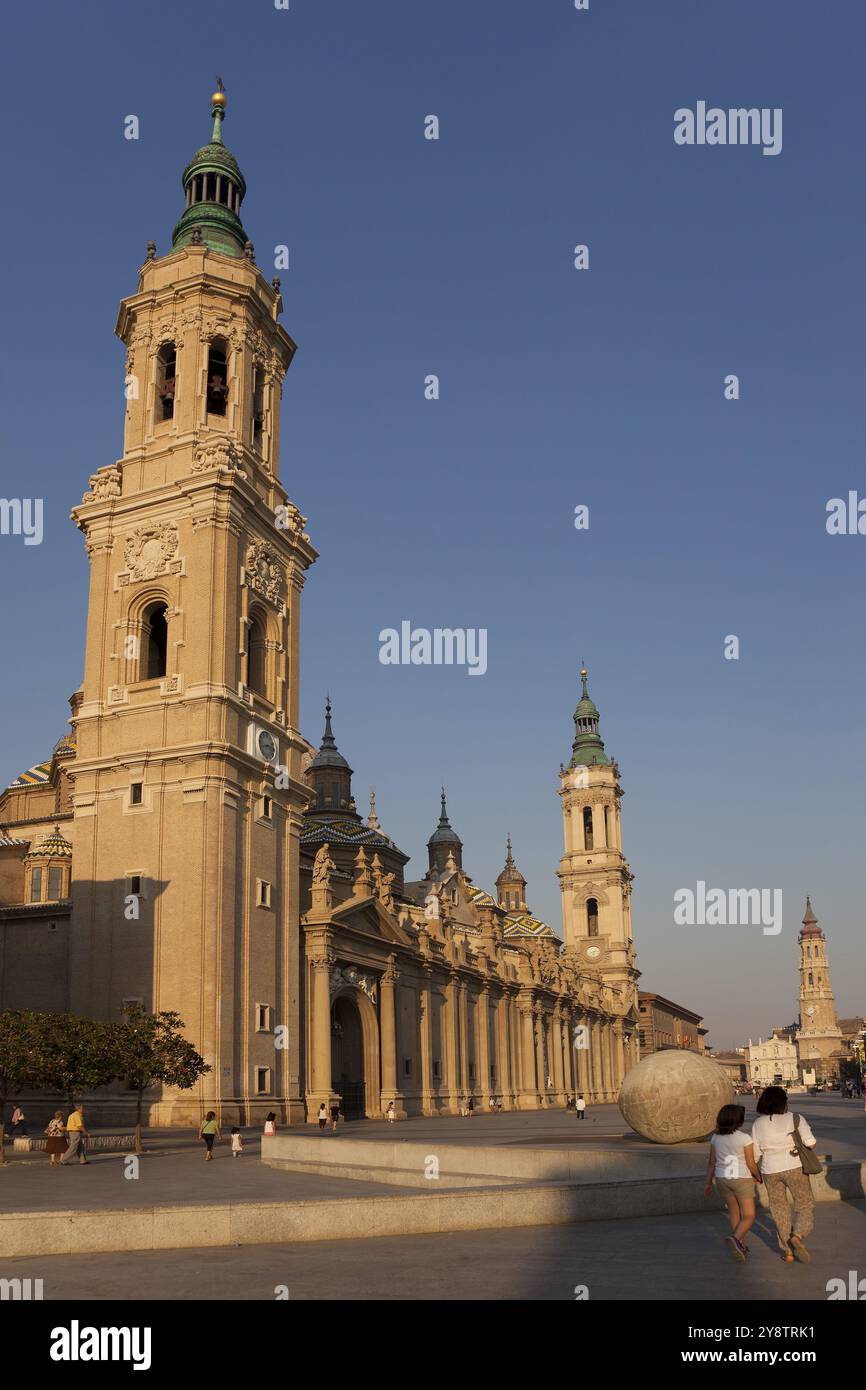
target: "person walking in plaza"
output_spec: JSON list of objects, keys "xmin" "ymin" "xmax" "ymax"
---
[
  {"xmin": 467, "ymin": 1097, "xmax": 475, "ymax": 1117},
  {"xmin": 704, "ymin": 1103, "xmax": 762, "ymax": 1262},
  {"xmin": 575, "ymin": 1093, "xmax": 586, "ymax": 1120},
  {"xmin": 385, "ymin": 1100, "xmax": 396, "ymax": 1123},
  {"xmin": 199, "ymin": 1110, "xmax": 220, "ymax": 1160},
  {"xmin": 317, "ymin": 1102, "xmax": 328, "ymax": 1130},
  {"xmin": 263, "ymin": 1111, "xmax": 277, "ymax": 1137},
  {"xmin": 44, "ymin": 1111, "xmax": 67, "ymax": 1167},
  {"xmin": 60, "ymin": 1105, "xmax": 89, "ymax": 1165},
  {"xmin": 9, "ymin": 1105, "xmax": 27, "ymax": 1137},
  {"xmin": 330, "ymin": 1100, "xmax": 340, "ymax": 1132},
  {"xmin": 230, "ymin": 1126, "xmax": 243, "ymax": 1158},
  {"xmin": 751, "ymin": 1086, "xmax": 818, "ymax": 1264}
]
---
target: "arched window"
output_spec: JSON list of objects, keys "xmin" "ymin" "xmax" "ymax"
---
[
  {"xmin": 808, "ymin": 971, "xmax": 813, "ymax": 986},
  {"xmin": 141, "ymin": 602, "xmax": 168, "ymax": 680},
  {"xmin": 252, "ymin": 366, "xmax": 265, "ymax": 449},
  {"xmin": 156, "ymin": 343, "xmax": 176, "ymax": 421},
  {"xmin": 587, "ymin": 898, "xmax": 599, "ymax": 937},
  {"xmin": 247, "ymin": 613, "xmax": 266, "ymax": 695},
  {"xmin": 582, "ymin": 806, "xmax": 594, "ymax": 851},
  {"xmin": 207, "ymin": 338, "xmax": 229, "ymax": 416}
]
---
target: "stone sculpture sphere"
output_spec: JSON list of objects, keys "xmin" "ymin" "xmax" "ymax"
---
[{"xmin": 619, "ymin": 1050, "xmax": 735, "ymax": 1144}]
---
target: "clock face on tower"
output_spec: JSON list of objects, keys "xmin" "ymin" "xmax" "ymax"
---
[
  {"xmin": 257, "ymin": 730, "xmax": 277, "ymax": 764},
  {"xmin": 806, "ymin": 1006, "xmax": 815, "ymax": 1017},
  {"xmin": 586, "ymin": 946, "xmax": 601, "ymax": 960}
]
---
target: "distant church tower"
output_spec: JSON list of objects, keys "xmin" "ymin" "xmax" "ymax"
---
[
  {"xmin": 557, "ymin": 668, "xmax": 638, "ymax": 1013},
  {"xmin": 495, "ymin": 835, "xmax": 527, "ymax": 913},
  {"xmin": 69, "ymin": 88, "xmax": 317, "ymax": 1124},
  {"xmin": 796, "ymin": 897, "xmax": 842, "ymax": 1080}
]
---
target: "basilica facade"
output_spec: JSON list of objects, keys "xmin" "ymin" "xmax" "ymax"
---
[{"xmin": 0, "ymin": 91, "xmax": 640, "ymax": 1125}]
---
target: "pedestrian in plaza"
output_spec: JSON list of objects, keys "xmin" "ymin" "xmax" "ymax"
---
[
  {"xmin": 575, "ymin": 1093, "xmax": 586, "ymax": 1120},
  {"xmin": 385, "ymin": 1101, "xmax": 395, "ymax": 1123},
  {"xmin": 704, "ymin": 1103, "xmax": 762, "ymax": 1263},
  {"xmin": 317, "ymin": 1103, "xmax": 328, "ymax": 1129},
  {"xmin": 44, "ymin": 1110, "xmax": 67, "ymax": 1167},
  {"xmin": 330, "ymin": 1101, "xmax": 340, "ymax": 1131},
  {"xmin": 263, "ymin": 1111, "xmax": 277, "ymax": 1137},
  {"xmin": 467, "ymin": 1097, "xmax": 475, "ymax": 1117},
  {"xmin": 9, "ymin": 1105, "xmax": 28, "ymax": 1137},
  {"xmin": 230, "ymin": 1126, "xmax": 243, "ymax": 1158},
  {"xmin": 61, "ymin": 1104, "xmax": 89, "ymax": 1165},
  {"xmin": 199, "ymin": 1110, "xmax": 220, "ymax": 1160},
  {"xmin": 752, "ymin": 1086, "xmax": 818, "ymax": 1264}
]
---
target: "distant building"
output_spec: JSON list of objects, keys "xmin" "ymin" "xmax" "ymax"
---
[
  {"xmin": 708, "ymin": 1050, "xmax": 748, "ymax": 1086},
  {"xmin": 747, "ymin": 1030, "xmax": 799, "ymax": 1088},
  {"xmin": 795, "ymin": 897, "xmax": 843, "ymax": 1082},
  {"xmin": 638, "ymin": 993, "xmax": 706, "ymax": 1056}
]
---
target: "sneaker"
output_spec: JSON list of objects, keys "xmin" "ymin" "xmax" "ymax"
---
[{"xmin": 725, "ymin": 1235, "xmax": 746, "ymax": 1263}]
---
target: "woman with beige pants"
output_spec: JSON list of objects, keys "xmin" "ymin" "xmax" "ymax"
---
[{"xmin": 751, "ymin": 1086, "xmax": 817, "ymax": 1263}]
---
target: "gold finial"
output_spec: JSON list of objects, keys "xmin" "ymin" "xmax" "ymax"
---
[{"xmin": 212, "ymin": 75, "xmax": 227, "ymax": 109}]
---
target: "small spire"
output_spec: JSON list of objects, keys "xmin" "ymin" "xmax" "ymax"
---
[
  {"xmin": 439, "ymin": 787, "xmax": 448, "ymax": 824},
  {"xmin": 211, "ymin": 77, "xmax": 227, "ymax": 143},
  {"xmin": 368, "ymin": 788, "xmax": 381, "ymax": 831},
  {"xmin": 505, "ymin": 833, "xmax": 514, "ymax": 867},
  {"xmin": 580, "ymin": 661, "xmax": 589, "ymax": 698}
]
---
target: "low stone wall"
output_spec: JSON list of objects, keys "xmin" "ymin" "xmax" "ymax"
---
[{"xmin": 5, "ymin": 1133, "xmax": 134, "ymax": 1154}]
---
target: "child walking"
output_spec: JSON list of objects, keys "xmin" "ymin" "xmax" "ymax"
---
[
  {"xmin": 704, "ymin": 1103, "xmax": 762, "ymax": 1263},
  {"xmin": 230, "ymin": 1127, "xmax": 243, "ymax": 1158}
]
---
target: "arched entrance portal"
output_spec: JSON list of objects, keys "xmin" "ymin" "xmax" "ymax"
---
[{"xmin": 331, "ymin": 994, "xmax": 366, "ymax": 1119}]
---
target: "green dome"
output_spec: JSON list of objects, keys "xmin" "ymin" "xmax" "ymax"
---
[
  {"xmin": 171, "ymin": 92, "xmax": 250, "ymax": 258},
  {"xmin": 568, "ymin": 667, "xmax": 611, "ymax": 769}
]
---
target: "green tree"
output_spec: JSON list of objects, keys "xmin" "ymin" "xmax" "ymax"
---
[
  {"xmin": 37, "ymin": 1012, "xmax": 119, "ymax": 1112},
  {"xmin": 117, "ymin": 1005, "xmax": 210, "ymax": 1152},
  {"xmin": 0, "ymin": 1010, "xmax": 49, "ymax": 1166}
]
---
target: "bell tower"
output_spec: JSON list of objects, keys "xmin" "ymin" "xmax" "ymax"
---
[
  {"xmin": 557, "ymin": 667, "xmax": 638, "ymax": 1007},
  {"xmin": 796, "ymin": 897, "xmax": 842, "ymax": 1080},
  {"xmin": 69, "ymin": 87, "xmax": 317, "ymax": 1125}
]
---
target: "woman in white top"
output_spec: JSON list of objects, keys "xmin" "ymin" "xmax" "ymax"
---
[
  {"xmin": 752, "ymin": 1086, "xmax": 817, "ymax": 1263},
  {"xmin": 704, "ymin": 1104, "xmax": 762, "ymax": 1262}
]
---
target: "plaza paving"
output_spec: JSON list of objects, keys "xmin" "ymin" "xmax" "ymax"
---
[{"xmin": 3, "ymin": 1197, "xmax": 863, "ymax": 1300}]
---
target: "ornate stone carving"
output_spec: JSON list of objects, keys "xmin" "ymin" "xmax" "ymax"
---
[
  {"xmin": 121, "ymin": 522, "xmax": 180, "ymax": 583},
  {"xmin": 192, "ymin": 438, "xmax": 243, "ymax": 474},
  {"xmin": 329, "ymin": 963, "xmax": 377, "ymax": 1005},
  {"xmin": 353, "ymin": 847, "xmax": 374, "ymax": 897},
  {"xmin": 245, "ymin": 540, "xmax": 285, "ymax": 604},
  {"xmin": 274, "ymin": 501, "xmax": 310, "ymax": 544},
  {"xmin": 82, "ymin": 466, "xmax": 122, "ymax": 503}
]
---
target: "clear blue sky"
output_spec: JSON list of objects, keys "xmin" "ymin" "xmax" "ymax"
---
[{"xmin": 1, "ymin": 0, "xmax": 863, "ymax": 1048}]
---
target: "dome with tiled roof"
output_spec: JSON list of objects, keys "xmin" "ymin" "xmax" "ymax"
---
[{"xmin": 27, "ymin": 825, "xmax": 73, "ymax": 859}]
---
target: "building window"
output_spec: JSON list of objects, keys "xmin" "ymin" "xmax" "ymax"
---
[
  {"xmin": 252, "ymin": 366, "xmax": 264, "ymax": 449},
  {"xmin": 247, "ymin": 614, "xmax": 266, "ymax": 696},
  {"xmin": 256, "ymin": 1004, "xmax": 271, "ymax": 1032},
  {"xmin": 47, "ymin": 866, "xmax": 64, "ymax": 901},
  {"xmin": 260, "ymin": 794, "xmax": 272, "ymax": 820},
  {"xmin": 582, "ymin": 806, "xmax": 594, "ymax": 850},
  {"xmin": 257, "ymin": 879, "xmax": 271, "ymax": 908},
  {"xmin": 403, "ymin": 1058, "xmax": 412, "ymax": 1078},
  {"xmin": 255, "ymin": 1067, "xmax": 271, "ymax": 1095},
  {"xmin": 130, "ymin": 874, "xmax": 141, "ymax": 896},
  {"xmin": 433, "ymin": 1058, "xmax": 441, "ymax": 1079},
  {"xmin": 156, "ymin": 343, "xmax": 176, "ymax": 421},
  {"xmin": 468, "ymin": 1062, "xmax": 475, "ymax": 1081},
  {"xmin": 206, "ymin": 338, "xmax": 229, "ymax": 415},
  {"xmin": 141, "ymin": 602, "xmax": 168, "ymax": 680},
  {"xmin": 586, "ymin": 898, "xmax": 599, "ymax": 937},
  {"xmin": 30, "ymin": 866, "xmax": 43, "ymax": 902},
  {"xmin": 130, "ymin": 782, "xmax": 143, "ymax": 806}
]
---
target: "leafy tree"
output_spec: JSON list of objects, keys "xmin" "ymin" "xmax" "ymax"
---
[
  {"xmin": 0, "ymin": 1010, "xmax": 48, "ymax": 1165},
  {"xmin": 37, "ymin": 1012, "xmax": 119, "ymax": 1111},
  {"xmin": 117, "ymin": 1005, "xmax": 210, "ymax": 1152}
]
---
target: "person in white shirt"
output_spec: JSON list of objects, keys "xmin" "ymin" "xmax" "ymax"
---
[
  {"xmin": 751, "ymin": 1086, "xmax": 817, "ymax": 1263},
  {"xmin": 575, "ymin": 1094, "xmax": 586, "ymax": 1120},
  {"xmin": 704, "ymin": 1104, "xmax": 762, "ymax": 1262}
]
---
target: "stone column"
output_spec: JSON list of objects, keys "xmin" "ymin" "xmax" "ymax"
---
[
  {"xmin": 444, "ymin": 971, "xmax": 461, "ymax": 1114},
  {"xmin": 551, "ymin": 1007, "xmax": 565, "ymax": 1102},
  {"xmin": 458, "ymin": 982, "xmax": 470, "ymax": 1099},
  {"xmin": 477, "ymin": 985, "xmax": 492, "ymax": 1108},
  {"xmin": 308, "ymin": 947, "xmax": 335, "ymax": 1116},
  {"xmin": 519, "ymin": 1003, "xmax": 537, "ymax": 1107},
  {"xmin": 535, "ymin": 1010, "xmax": 547, "ymax": 1102},
  {"xmin": 379, "ymin": 955, "xmax": 404, "ymax": 1118},
  {"xmin": 419, "ymin": 968, "xmax": 434, "ymax": 1115}
]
